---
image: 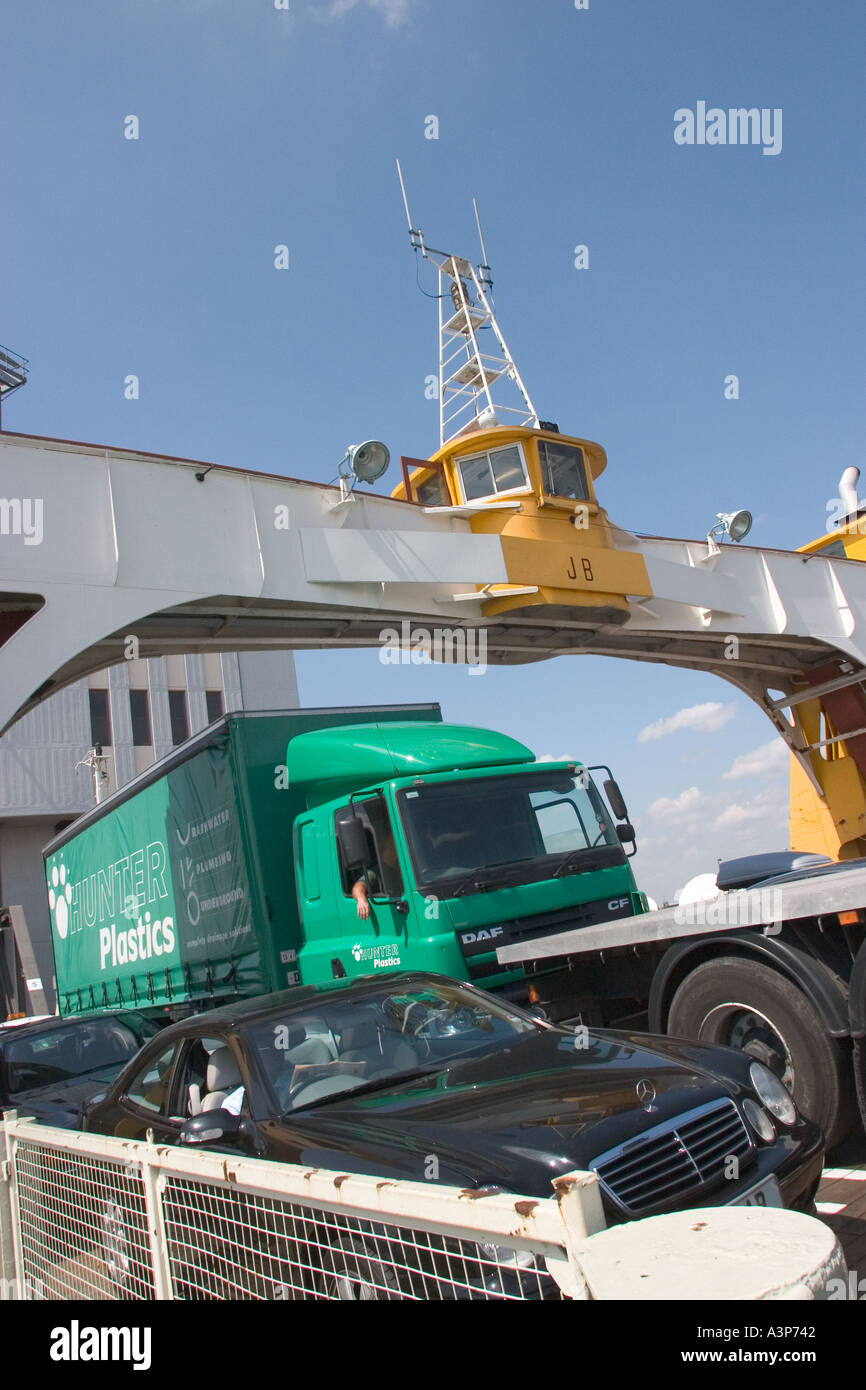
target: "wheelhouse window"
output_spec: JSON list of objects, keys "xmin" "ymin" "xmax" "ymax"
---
[
  {"xmin": 416, "ymin": 472, "xmax": 450, "ymax": 507},
  {"xmin": 538, "ymin": 439, "xmax": 590, "ymax": 501},
  {"xmin": 455, "ymin": 443, "xmax": 529, "ymax": 502}
]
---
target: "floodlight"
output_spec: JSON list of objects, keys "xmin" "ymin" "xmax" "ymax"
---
[
  {"xmin": 717, "ymin": 509, "xmax": 752, "ymax": 542},
  {"xmin": 332, "ymin": 440, "xmax": 391, "ymax": 507},
  {"xmin": 706, "ymin": 508, "xmax": 753, "ymax": 557},
  {"xmin": 344, "ymin": 441, "xmax": 390, "ymax": 484}
]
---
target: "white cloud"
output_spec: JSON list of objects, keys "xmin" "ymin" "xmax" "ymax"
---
[
  {"xmin": 327, "ymin": 0, "xmax": 411, "ymax": 24},
  {"xmin": 714, "ymin": 782, "xmax": 786, "ymax": 829},
  {"xmin": 714, "ymin": 802, "xmax": 769, "ymax": 828},
  {"xmin": 647, "ymin": 786, "xmax": 705, "ymax": 819},
  {"xmin": 637, "ymin": 701, "xmax": 737, "ymax": 743},
  {"xmin": 633, "ymin": 779, "xmax": 789, "ymax": 903},
  {"xmin": 722, "ymin": 739, "xmax": 789, "ymax": 780}
]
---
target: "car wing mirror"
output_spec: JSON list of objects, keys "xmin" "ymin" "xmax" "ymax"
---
[{"xmin": 179, "ymin": 1109, "xmax": 241, "ymax": 1146}]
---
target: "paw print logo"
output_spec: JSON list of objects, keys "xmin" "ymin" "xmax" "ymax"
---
[
  {"xmin": 48, "ymin": 859, "xmax": 72, "ymax": 939},
  {"xmin": 352, "ymin": 943, "xmax": 363, "ymax": 962}
]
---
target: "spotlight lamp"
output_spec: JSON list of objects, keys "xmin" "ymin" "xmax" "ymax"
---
[
  {"xmin": 334, "ymin": 440, "xmax": 390, "ymax": 504},
  {"xmin": 706, "ymin": 508, "xmax": 752, "ymax": 556}
]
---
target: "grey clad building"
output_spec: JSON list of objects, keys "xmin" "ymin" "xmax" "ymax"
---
[{"xmin": 0, "ymin": 650, "xmax": 299, "ymax": 1010}]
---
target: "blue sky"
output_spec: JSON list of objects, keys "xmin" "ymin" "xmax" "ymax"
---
[{"xmin": 2, "ymin": 0, "xmax": 864, "ymax": 900}]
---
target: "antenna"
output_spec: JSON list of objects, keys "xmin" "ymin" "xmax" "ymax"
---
[
  {"xmin": 472, "ymin": 197, "xmax": 492, "ymax": 293},
  {"xmin": 396, "ymin": 158, "xmax": 425, "ymax": 256},
  {"xmin": 395, "ymin": 166, "xmax": 539, "ymax": 447}
]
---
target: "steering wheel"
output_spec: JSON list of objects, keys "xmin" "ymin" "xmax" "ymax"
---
[
  {"xmin": 286, "ymin": 1073, "xmax": 364, "ymax": 1108},
  {"xmin": 410, "ymin": 1001, "xmax": 479, "ymax": 1039}
]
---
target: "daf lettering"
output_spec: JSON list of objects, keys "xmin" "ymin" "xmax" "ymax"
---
[{"xmin": 460, "ymin": 927, "xmax": 504, "ymax": 944}]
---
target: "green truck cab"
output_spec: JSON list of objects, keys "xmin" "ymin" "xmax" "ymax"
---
[{"xmin": 43, "ymin": 704, "xmax": 644, "ymax": 1019}]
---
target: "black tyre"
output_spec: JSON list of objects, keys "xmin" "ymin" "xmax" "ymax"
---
[
  {"xmin": 667, "ymin": 957, "xmax": 856, "ymax": 1149},
  {"xmin": 322, "ymin": 1235, "xmax": 405, "ymax": 1301},
  {"xmin": 99, "ymin": 1199, "xmax": 133, "ymax": 1292}
]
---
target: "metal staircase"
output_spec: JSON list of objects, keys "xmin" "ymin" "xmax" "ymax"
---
[
  {"xmin": 397, "ymin": 163, "xmax": 539, "ymax": 446},
  {"xmin": 0, "ymin": 344, "xmax": 28, "ymax": 429}
]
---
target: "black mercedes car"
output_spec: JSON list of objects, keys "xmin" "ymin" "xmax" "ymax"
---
[
  {"xmin": 82, "ymin": 973, "xmax": 823, "ymax": 1224},
  {"xmin": 0, "ymin": 1013, "xmax": 159, "ymax": 1127}
]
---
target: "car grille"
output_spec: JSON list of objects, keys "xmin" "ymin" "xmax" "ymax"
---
[{"xmin": 590, "ymin": 1098, "xmax": 753, "ymax": 1216}]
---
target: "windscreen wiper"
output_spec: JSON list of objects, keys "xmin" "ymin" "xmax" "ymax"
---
[
  {"xmin": 551, "ymin": 845, "xmax": 621, "ymax": 877},
  {"xmin": 285, "ymin": 1061, "xmax": 444, "ymax": 1113},
  {"xmin": 447, "ymin": 858, "xmax": 537, "ymax": 898},
  {"xmin": 552, "ymin": 848, "xmax": 593, "ymax": 878},
  {"xmin": 285, "ymin": 1037, "xmax": 530, "ymax": 1114}
]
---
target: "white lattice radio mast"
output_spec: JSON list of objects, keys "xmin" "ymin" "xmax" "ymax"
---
[{"xmin": 396, "ymin": 161, "xmax": 539, "ymax": 448}]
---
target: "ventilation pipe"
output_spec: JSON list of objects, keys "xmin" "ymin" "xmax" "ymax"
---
[{"xmin": 838, "ymin": 466, "xmax": 860, "ymax": 523}]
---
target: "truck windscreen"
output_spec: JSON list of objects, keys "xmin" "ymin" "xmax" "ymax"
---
[{"xmin": 397, "ymin": 770, "xmax": 622, "ymax": 895}]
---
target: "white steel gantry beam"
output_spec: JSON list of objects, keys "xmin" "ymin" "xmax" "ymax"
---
[{"xmin": 2, "ymin": 430, "xmax": 866, "ymax": 784}]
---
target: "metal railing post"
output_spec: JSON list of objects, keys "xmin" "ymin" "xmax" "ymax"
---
[
  {"xmin": 543, "ymin": 1169, "xmax": 608, "ymax": 1300},
  {"xmin": 139, "ymin": 1139, "xmax": 173, "ymax": 1301},
  {"xmin": 0, "ymin": 1112, "xmax": 25, "ymax": 1299}
]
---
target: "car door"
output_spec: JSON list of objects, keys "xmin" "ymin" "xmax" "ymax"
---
[{"xmin": 101, "ymin": 1038, "xmax": 186, "ymax": 1141}]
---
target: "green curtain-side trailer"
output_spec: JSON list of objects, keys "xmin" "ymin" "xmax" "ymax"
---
[{"xmin": 44, "ymin": 704, "xmax": 440, "ymax": 1017}]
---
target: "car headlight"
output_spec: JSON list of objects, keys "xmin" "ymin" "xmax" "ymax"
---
[
  {"xmin": 742, "ymin": 1096, "xmax": 776, "ymax": 1143},
  {"xmin": 749, "ymin": 1061, "xmax": 797, "ymax": 1126},
  {"xmin": 478, "ymin": 1243, "xmax": 538, "ymax": 1270}
]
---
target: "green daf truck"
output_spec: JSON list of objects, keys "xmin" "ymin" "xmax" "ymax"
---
[{"xmin": 43, "ymin": 703, "xmax": 644, "ymax": 1020}]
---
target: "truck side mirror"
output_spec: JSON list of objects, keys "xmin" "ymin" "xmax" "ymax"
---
[
  {"xmin": 616, "ymin": 822, "xmax": 637, "ymax": 856},
  {"xmin": 336, "ymin": 815, "xmax": 370, "ymax": 869},
  {"xmin": 603, "ymin": 778, "xmax": 629, "ymax": 822}
]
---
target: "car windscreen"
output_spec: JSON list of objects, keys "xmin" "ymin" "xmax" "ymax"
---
[
  {"xmin": 3, "ymin": 1020, "xmax": 141, "ymax": 1094},
  {"xmin": 245, "ymin": 980, "xmax": 539, "ymax": 1115},
  {"xmin": 396, "ymin": 769, "xmax": 620, "ymax": 895}
]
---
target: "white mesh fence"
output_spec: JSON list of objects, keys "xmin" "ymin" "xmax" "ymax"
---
[
  {"xmin": 0, "ymin": 1117, "xmax": 602, "ymax": 1301},
  {"xmin": 13, "ymin": 1140, "xmax": 156, "ymax": 1299}
]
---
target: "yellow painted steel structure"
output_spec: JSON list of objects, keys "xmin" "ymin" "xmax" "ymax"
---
[
  {"xmin": 789, "ymin": 520, "xmax": 866, "ymax": 860},
  {"xmin": 395, "ymin": 429, "xmax": 866, "ymax": 864},
  {"xmin": 392, "ymin": 425, "xmax": 652, "ymax": 623}
]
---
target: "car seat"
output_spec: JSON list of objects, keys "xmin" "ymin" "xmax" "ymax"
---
[
  {"xmin": 200, "ymin": 1046, "xmax": 243, "ymax": 1111},
  {"xmin": 339, "ymin": 1020, "xmax": 417, "ymax": 1076},
  {"xmin": 284, "ymin": 1037, "xmax": 333, "ymax": 1066}
]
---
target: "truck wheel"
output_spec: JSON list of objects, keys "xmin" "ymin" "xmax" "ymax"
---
[
  {"xmin": 666, "ymin": 957, "xmax": 856, "ymax": 1149},
  {"xmin": 99, "ymin": 1200, "xmax": 132, "ymax": 1290},
  {"xmin": 323, "ymin": 1236, "xmax": 404, "ymax": 1300}
]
